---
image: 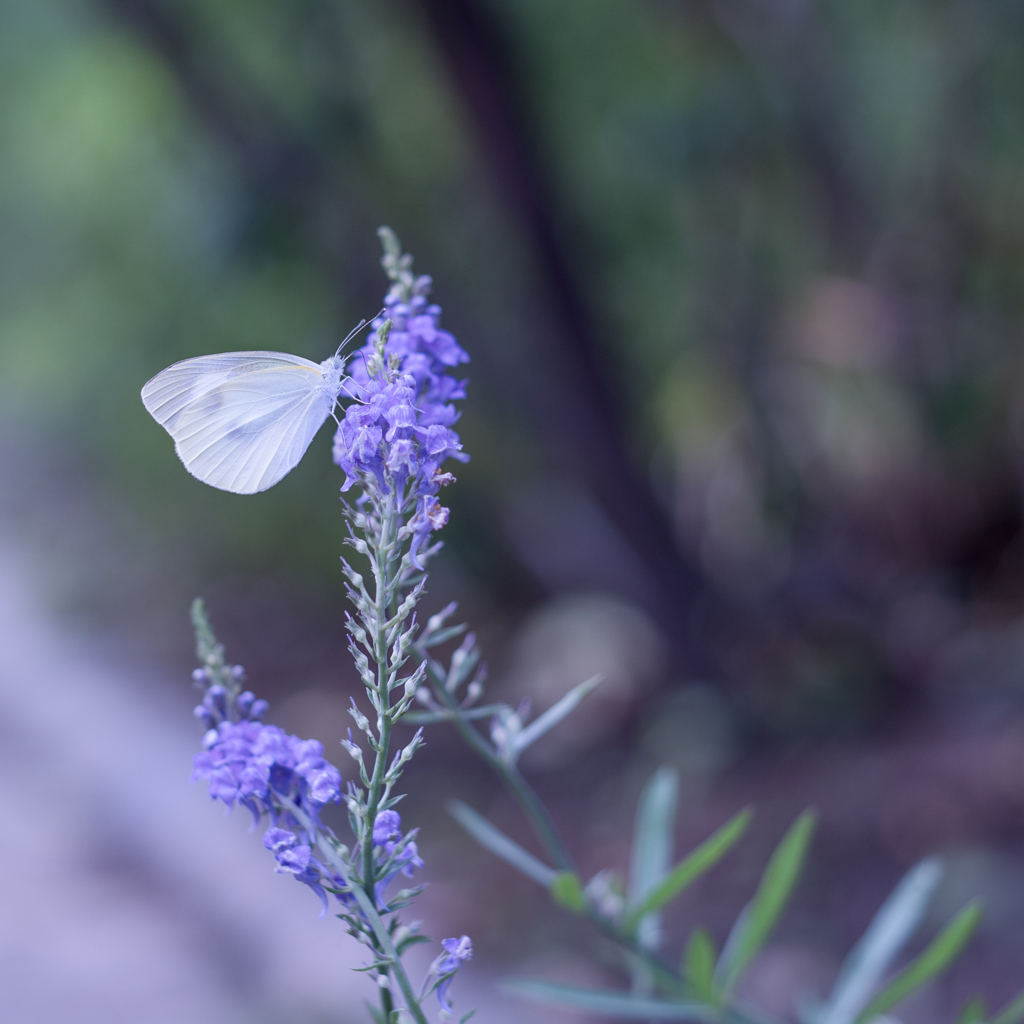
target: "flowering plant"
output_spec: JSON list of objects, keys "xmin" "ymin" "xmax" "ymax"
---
[{"xmin": 170, "ymin": 230, "xmax": 1024, "ymax": 1024}]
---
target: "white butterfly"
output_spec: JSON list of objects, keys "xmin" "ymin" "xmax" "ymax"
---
[{"xmin": 141, "ymin": 350, "xmax": 348, "ymax": 494}]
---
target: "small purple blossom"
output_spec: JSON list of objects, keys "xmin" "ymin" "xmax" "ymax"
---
[
  {"xmin": 409, "ymin": 496, "xmax": 450, "ymax": 570},
  {"xmin": 262, "ymin": 827, "xmax": 332, "ymax": 917},
  {"xmin": 263, "ymin": 827, "xmax": 312, "ymax": 874},
  {"xmin": 372, "ymin": 809, "xmax": 425, "ymax": 906},
  {"xmin": 426, "ymin": 935, "xmax": 473, "ymax": 1015},
  {"xmin": 373, "ymin": 809, "xmax": 402, "ymax": 847}
]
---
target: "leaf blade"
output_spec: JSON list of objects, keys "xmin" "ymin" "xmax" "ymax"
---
[
  {"xmin": 819, "ymin": 858, "xmax": 943, "ymax": 1024},
  {"xmin": 509, "ymin": 675, "xmax": 603, "ymax": 758},
  {"xmin": 501, "ymin": 979, "xmax": 714, "ymax": 1020},
  {"xmin": 853, "ymin": 902, "xmax": 982, "ymax": 1023},
  {"xmin": 716, "ymin": 810, "xmax": 816, "ymax": 996},
  {"xmin": 956, "ymin": 996, "xmax": 987, "ymax": 1024},
  {"xmin": 625, "ymin": 808, "xmax": 752, "ymax": 929},
  {"xmin": 989, "ymin": 988, "xmax": 1024, "ymax": 1024},
  {"xmin": 682, "ymin": 929, "xmax": 717, "ymax": 1004},
  {"xmin": 629, "ymin": 766, "xmax": 680, "ymax": 949},
  {"xmin": 447, "ymin": 800, "xmax": 556, "ymax": 887}
]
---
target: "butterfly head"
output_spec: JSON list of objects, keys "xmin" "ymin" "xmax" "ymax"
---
[{"xmin": 319, "ymin": 354, "xmax": 348, "ymax": 399}]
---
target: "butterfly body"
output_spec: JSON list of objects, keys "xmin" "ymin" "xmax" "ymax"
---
[{"xmin": 142, "ymin": 351, "xmax": 348, "ymax": 494}]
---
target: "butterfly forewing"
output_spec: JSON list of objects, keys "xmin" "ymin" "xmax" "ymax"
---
[{"xmin": 141, "ymin": 352, "xmax": 341, "ymax": 494}]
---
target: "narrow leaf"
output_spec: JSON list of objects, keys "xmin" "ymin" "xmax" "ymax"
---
[
  {"xmin": 501, "ymin": 979, "xmax": 714, "ymax": 1020},
  {"xmin": 551, "ymin": 871, "xmax": 588, "ymax": 913},
  {"xmin": 853, "ymin": 902, "xmax": 982, "ymax": 1023},
  {"xmin": 717, "ymin": 810, "xmax": 816, "ymax": 995},
  {"xmin": 991, "ymin": 989, "xmax": 1024, "ymax": 1024},
  {"xmin": 509, "ymin": 675, "xmax": 603, "ymax": 757},
  {"xmin": 629, "ymin": 767, "xmax": 679, "ymax": 949},
  {"xmin": 401, "ymin": 704, "xmax": 505, "ymax": 725},
  {"xmin": 955, "ymin": 997, "xmax": 987, "ymax": 1024},
  {"xmin": 625, "ymin": 808, "xmax": 752, "ymax": 928},
  {"xmin": 448, "ymin": 800, "xmax": 556, "ymax": 887},
  {"xmin": 458, "ymin": 1010, "xmax": 478, "ymax": 1024},
  {"xmin": 395, "ymin": 933, "xmax": 432, "ymax": 955},
  {"xmin": 820, "ymin": 858, "xmax": 943, "ymax": 1024},
  {"xmin": 715, "ymin": 902, "xmax": 750, "ymax": 993},
  {"xmin": 682, "ymin": 929, "xmax": 717, "ymax": 1003},
  {"xmin": 420, "ymin": 623, "xmax": 469, "ymax": 649}
]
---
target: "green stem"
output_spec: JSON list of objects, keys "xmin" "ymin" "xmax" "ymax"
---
[
  {"xmin": 422, "ymin": 659, "xmax": 574, "ymax": 872},
  {"xmin": 363, "ymin": 490, "xmax": 398, "ymax": 897},
  {"xmin": 422, "ymin": 663, "xmax": 699, "ymax": 1000},
  {"xmin": 379, "ymin": 977, "xmax": 395, "ymax": 1019},
  {"xmin": 282, "ymin": 797, "xmax": 430, "ymax": 1024}
]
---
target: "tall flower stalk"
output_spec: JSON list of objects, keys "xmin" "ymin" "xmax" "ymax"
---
[
  {"xmin": 188, "ymin": 229, "xmax": 473, "ymax": 1024},
  {"xmin": 176, "ymin": 228, "xmax": 1005, "ymax": 1024}
]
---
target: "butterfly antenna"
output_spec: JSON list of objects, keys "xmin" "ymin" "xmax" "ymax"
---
[{"xmin": 334, "ymin": 309, "xmax": 384, "ymax": 359}]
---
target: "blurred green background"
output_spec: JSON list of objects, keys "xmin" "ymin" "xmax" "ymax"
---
[{"xmin": 5, "ymin": 0, "xmax": 1024, "ymax": 1018}]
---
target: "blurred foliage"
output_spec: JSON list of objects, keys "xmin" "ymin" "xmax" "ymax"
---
[{"xmin": 6, "ymin": 0, "xmax": 1024, "ymax": 740}]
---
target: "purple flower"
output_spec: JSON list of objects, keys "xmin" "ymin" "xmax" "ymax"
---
[
  {"xmin": 332, "ymin": 282, "xmax": 470, "ymax": 497},
  {"xmin": 408, "ymin": 496, "xmax": 450, "ymax": 571},
  {"xmin": 263, "ymin": 827, "xmax": 312, "ymax": 874},
  {"xmin": 262, "ymin": 827, "xmax": 330, "ymax": 917},
  {"xmin": 373, "ymin": 809, "xmax": 402, "ymax": 848},
  {"xmin": 372, "ymin": 809, "xmax": 424, "ymax": 877},
  {"xmin": 371, "ymin": 809, "xmax": 425, "ymax": 907},
  {"xmin": 427, "ymin": 935, "xmax": 473, "ymax": 1014},
  {"xmin": 192, "ymin": 720, "xmax": 341, "ymax": 823}
]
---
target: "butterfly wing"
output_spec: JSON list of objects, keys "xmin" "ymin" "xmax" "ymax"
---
[{"xmin": 142, "ymin": 351, "xmax": 340, "ymax": 494}]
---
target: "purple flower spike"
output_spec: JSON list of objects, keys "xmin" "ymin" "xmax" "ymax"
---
[{"xmin": 332, "ymin": 276, "xmax": 470, "ymax": 501}]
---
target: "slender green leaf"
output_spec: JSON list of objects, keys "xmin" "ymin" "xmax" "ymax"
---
[
  {"xmin": 629, "ymin": 766, "xmax": 679, "ymax": 949},
  {"xmin": 447, "ymin": 800, "xmax": 556, "ymax": 887},
  {"xmin": 458, "ymin": 1010, "xmax": 478, "ymax": 1024},
  {"xmin": 402, "ymin": 703, "xmax": 505, "ymax": 725},
  {"xmin": 820, "ymin": 858, "xmax": 943, "ymax": 1024},
  {"xmin": 395, "ymin": 933, "xmax": 432, "ymax": 955},
  {"xmin": 716, "ymin": 810, "xmax": 816, "ymax": 995},
  {"xmin": 501, "ymin": 979, "xmax": 714, "ymax": 1020},
  {"xmin": 683, "ymin": 929, "xmax": 717, "ymax": 1003},
  {"xmin": 630, "ymin": 767, "xmax": 680, "ymax": 903},
  {"xmin": 420, "ymin": 623, "xmax": 468, "ymax": 649},
  {"xmin": 551, "ymin": 870, "xmax": 588, "ymax": 913},
  {"xmin": 853, "ymin": 902, "xmax": 982, "ymax": 1023},
  {"xmin": 955, "ymin": 997, "xmax": 987, "ymax": 1024},
  {"xmin": 624, "ymin": 808, "xmax": 752, "ymax": 928},
  {"xmin": 992, "ymin": 989, "xmax": 1024, "ymax": 1024},
  {"xmin": 509, "ymin": 675, "xmax": 603, "ymax": 758}
]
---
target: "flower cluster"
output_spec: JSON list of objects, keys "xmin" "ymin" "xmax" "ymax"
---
[
  {"xmin": 332, "ymin": 274, "xmax": 469, "ymax": 567},
  {"xmin": 192, "ymin": 670, "xmax": 267, "ymax": 730},
  {"xmin": 349, "ymin": 283, "xmax": 470, "ymax": 437},
  {"xmin": 192, "ymin": 717, "xmax": 342, "ymax": 826},
  {"xmin": 191, "ymin": 675, "xmax": 346, "ymax": 915}
]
